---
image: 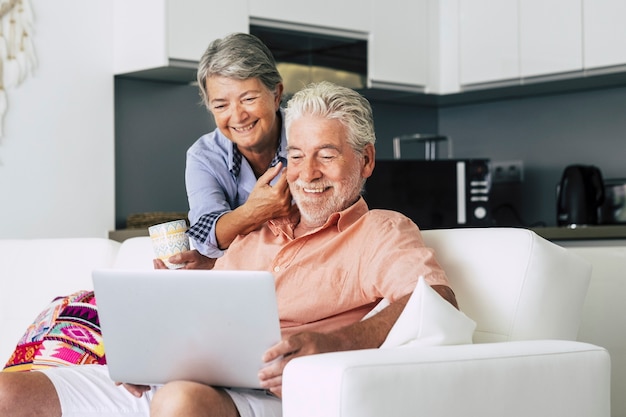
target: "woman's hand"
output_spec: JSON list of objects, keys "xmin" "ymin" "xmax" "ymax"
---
[
  {"xmin": 153, "ymin": 249, "xmax": 217, "ymax": 270},
  {"xmin": 215, "ymin": 162, "xmax": 296, "ymax": 249},
  {"xmin": 245, "ymin": 162, "xmax": 294, "ymax": 221}
]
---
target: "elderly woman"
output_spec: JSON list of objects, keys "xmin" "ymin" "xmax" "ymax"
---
[{"xmin": 177, "ymin": 32, "xmax": 294, "ymax": 269}]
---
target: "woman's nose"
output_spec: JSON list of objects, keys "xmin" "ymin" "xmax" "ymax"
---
[{"xmin": 230, "ymin": 102, "xmax": 248, "ymax": 121}]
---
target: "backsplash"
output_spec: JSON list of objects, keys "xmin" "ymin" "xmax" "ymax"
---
[{"xmin": 115, "ymin": 77, "xmax": 626, "ymax": 229}]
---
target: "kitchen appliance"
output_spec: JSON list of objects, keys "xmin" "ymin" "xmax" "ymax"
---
[
  {"xmin": 556, "ymin": 164, "xmax": 605, "ymax": 227},
  {"xmin": 599, "ymin": 178, "xmax": 626, "ymax": 224},
  {"xmin": 364, "ymin": 159, "xmax": 492, "ymax": 229}
]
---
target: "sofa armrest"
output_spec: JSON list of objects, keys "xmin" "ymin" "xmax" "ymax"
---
[{"xmin": 282, "ymin": 340, "xmax": 610, "ymax": 417}]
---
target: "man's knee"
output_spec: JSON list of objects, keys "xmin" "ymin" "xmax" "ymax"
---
[{"xmin": 151, "ymin": 381, "xmax": 238, "ymax": 417}]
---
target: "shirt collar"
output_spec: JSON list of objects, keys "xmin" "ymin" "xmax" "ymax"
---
[{"xmin": 268, "ymin": 196, "xmax": 369, "ymax": 237}]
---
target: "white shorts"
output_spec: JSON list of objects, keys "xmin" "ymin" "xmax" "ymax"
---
[{"xmin": 39, "ymin": 365, "xmax": 282, "ymax": 417}]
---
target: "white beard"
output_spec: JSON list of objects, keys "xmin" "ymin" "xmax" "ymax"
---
[{"xmin": 291, "ymin": 168, "xmax": 365, "ymax": 227}]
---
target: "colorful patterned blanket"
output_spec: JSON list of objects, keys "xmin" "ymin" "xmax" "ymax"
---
[{"xmin": 3, "ymin": 290, "xmax": 106, "ymax": 372}]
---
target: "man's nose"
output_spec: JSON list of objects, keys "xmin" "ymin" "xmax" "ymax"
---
[{"xmin": 300, "ymin": 157, "xmax": 321, "ymax": 182}]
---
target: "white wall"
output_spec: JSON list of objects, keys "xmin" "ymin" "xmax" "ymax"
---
[{"xmin": 0, "ymin": 1, "xmax": 115, "ymax": 238}]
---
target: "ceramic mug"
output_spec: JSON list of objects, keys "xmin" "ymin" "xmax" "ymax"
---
[{"xmin": 148, "ymin": 219, "xmax": 190, "ymax": 269}]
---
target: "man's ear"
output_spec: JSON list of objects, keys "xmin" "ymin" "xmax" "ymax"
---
[{"xmin": 361, "ymin": 143, "xmax": 376, "ymax": 179}]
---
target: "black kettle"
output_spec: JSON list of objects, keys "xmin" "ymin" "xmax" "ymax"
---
[{"xmin": 557, "ymin": 164, "xmax": 605, "ymax": 226}]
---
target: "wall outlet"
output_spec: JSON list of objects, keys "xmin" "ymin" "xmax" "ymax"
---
[{"xmin": 491, "ymin": 160, "xmax": 524, "ymax": 183}]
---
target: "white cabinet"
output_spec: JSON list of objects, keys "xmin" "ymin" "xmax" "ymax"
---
[
  {"xmin": 114, "ymin": 0, "xmax": 248, "ymax": 75},
  {"xmin": 458, "ymin": 0, "xmax": 582, "ymax": 87},
  {"xmin": 459, "ymin": 0, "xmax": 519, "ymax": 86},
  {"xmin": 583, "ymin": 0, "xmax": 626, "ymax": 70},
  {"xmin": 369, "ymin": 0, "xmax": 433, "ymax": 92},
  {"xmin": 250, "ymin": 0, "xmax": 434, "ymax": 93},
  {"xmin": 519, "ymin": 0, "xmax": 582, "ymax": 78},
  {"xmin": 248, "ymin": 0, "xmax": 370, "ymax": 33}
]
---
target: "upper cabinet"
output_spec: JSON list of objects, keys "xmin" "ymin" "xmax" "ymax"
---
[
  {"xmin": 249, "ymin": 0, "xmax": 434, "ymax": 93},
  {"xmin": 113, "ymin": 0, "xmax": 626, "ymax": 100},
  {"xmin": 583, "ymin": 0, "xmax": 626, "ymax": 69},
  {"xmin": 519, "ymin": 0, "xmax": 582, "ymax": 78},
  {"xmin": 369, "ymin": 0, "xmax": 433, "ymax": 92},
  {"xmin": 459, "ymin": 0, "xmax": 582, "ymax": 87},
  {"xmin": 248, "ymin": 0, "xmax": 370, "ymax": 33},
  {"xmin": 114, "ymin": 0, "xmax": 438, "ymax": 94},
  {"xmin": 114, "ymin": 0, "xmax": 248, "ymax": 76},
  {"xmin": 459, "ymin": 0, "xmax": 519, "ymax": 86}
]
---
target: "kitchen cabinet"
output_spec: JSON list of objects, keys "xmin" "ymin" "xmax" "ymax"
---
[
  {"xmin": 459, "ymin": 0, "xmax": 519, "ymax": 86},
  {"xmin": 251, "ymin": 0, "xmax": 432, "ymax": 93},
  {"xmin": 519, "ymin": 0, "xmax": 582, "ymax": 78},
  {"xmin": 583, "ymin": 0, "xmax": 626, "ymax": 70},
  {"xmin": 368, "ymin": 0, "xmax": 432, "ymax": 92},
  {"xmin": 248, "ymin": 0, "xmax": 370, "ymax": 33},
  {"xmin": 114, "ymin": 0, "xmax": 248, "ymax": 76},
  {"xmin": 459, "ymin": 0, "xmax": 582, "ymax": 87}
]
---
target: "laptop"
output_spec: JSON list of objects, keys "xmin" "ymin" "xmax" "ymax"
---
[{"xmin": 92, "ymin": 269, "xmax": 281, "ymax": 388}]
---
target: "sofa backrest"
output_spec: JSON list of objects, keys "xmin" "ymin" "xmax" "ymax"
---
[
  {"xmin": 0, "ymin": 237, "xmax": 120, "ymax": 363},
  {"xmin": 112, "ymin": 231, "xmax": 593, "ymax": 344},
  {"xmin": 113, "ymin": 236, "xmax": 155, "ymax": 270},
  {"xmin": 421, "ymin": 228, "xmax": 591, "ymax": 343}
]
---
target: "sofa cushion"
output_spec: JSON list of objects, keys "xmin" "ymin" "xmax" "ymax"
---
[
  {"xmin": 4, "ymin": 290, "xmax": 105, "ymax": 371},
  {"xmin": 380, "ymin": 277, "xmax": 476, "ymax": 348}
]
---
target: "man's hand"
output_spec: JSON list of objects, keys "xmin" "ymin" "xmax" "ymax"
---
[
  {"xmin": 257, "ymin": 293, "xmax": 413, "ymax": 397},
  {"xmin": 153, "ymin": 249, "xmax": 217, "ymax": 270},
  {"xmin": 258, "ymin": 332, "xmax": 342, "ymax": 398},
  {"xmin": 115, "ymin": 382, "xmax": 151, "ymax": 398}
]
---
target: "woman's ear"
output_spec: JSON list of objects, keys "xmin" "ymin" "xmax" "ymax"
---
[{"xmin": 274, "ymin": 83, "xmax": 284, "ymax": 109}]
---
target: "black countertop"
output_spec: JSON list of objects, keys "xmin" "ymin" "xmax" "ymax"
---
[
  {"xmin": 109, "ymin": 225, "xmax": 626, "ymax": 243},
  {"xmin": 532, "ymin": 225, "xmax": 626, "ymax": 241}
]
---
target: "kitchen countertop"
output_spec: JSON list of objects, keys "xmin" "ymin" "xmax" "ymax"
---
[
  {"xmin": 110, "ymin": 225, "xmax": 626, "ymax": 244},
  {"xmin": 109, "ymin": 228, "xmax": 149, "ymax": 242},
  {"xmin": 532, "ymin": 225, "xmax": 626, "ymax": 241}
]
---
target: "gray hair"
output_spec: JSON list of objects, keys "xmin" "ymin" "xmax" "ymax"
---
[
  {"xmin": 197, "ymin": 33, "xmax": 283, "ymax": 109},
  {"xmin": 284, "ymin": 81, "xmax": 376, "ymax": 152}
]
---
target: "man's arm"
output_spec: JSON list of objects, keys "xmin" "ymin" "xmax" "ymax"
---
[
  {"xmin": 259, "ymin": 285, "xmax": 458, "ymax": 397},
  {"xmin": 258, "ymin": 293, "xmax": 412, "ymax": 397},
  {"xmin": 432, "ymin": 285, "xmax": 459, "ymax": 309}
]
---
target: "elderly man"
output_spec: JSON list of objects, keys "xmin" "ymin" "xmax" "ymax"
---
[
  {"xmin": 0, "ymin": 82, "xmax": 456, "ymax": 417},
  {"xmin": 148, "ymin": 81, "xmax": 457, "ymax": 416}
]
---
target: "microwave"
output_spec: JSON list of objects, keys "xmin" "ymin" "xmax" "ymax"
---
[{"xmin": 364, "ymin": 159, "xmax": 492, "ymax": 229}]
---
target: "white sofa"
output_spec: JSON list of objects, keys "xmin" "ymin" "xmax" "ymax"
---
[
  {"xmin": 282, "ymin": 227, "xmax": 610, "ymax": 417},
  {"xmin": 569, "ymin": 245, "xmax": 626, "ymax": 417},
  {"xmin": 0, "ymin": 230, "xmax": 612, "ymax": 416},
  {"xmin": 0, "ymin": 237, "xmax": 154, "ymax": 363}
]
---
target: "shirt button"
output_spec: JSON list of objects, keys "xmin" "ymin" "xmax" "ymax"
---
[{"xmin": 273, "ymin": 266, "xmax": 280, "ymax": 273}]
